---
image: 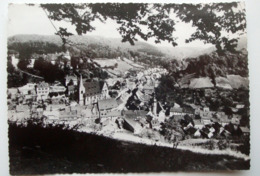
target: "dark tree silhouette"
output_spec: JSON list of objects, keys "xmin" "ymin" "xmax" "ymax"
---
[{"xmin": 40, "ymin": 2, "xmax": 246, "ymax": 54}]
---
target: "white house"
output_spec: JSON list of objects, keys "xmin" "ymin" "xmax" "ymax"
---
[
  {"xmin": 49, "ymin": 84, "xmax": 66, "ymax": 93},
  {"xmin": 18, "ymin": 83, "xmax": 36, "ymax": 95},
  {"xmin": 36, "ymin": 82, "xmax": 50, "ymax": 101},
  {"xmin": 65, "ymin": 75, "xmax": 78, "ymax": 86}
]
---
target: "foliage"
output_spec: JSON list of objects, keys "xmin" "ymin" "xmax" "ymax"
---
[
  {"xmin": 34, "ymin": 57, "xmax": 66, "ymax": 83},
  {"xmin": 40, "ymin": 2, "xmax": 246, "ymax": 54}
]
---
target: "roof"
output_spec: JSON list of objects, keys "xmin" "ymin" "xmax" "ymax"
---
[
  {"xmin": 136, "ymin": 110, "xmax": 148, "ymax": 117},
  {"xmin": 102, "ymin": 111, "xmax": 122, "ymax": 117},
  {"xmin": 124, "ymin": 117, "xmax": 141, "ymax": 130},
  {"xmin": 98, "ymin": 98, "xmax": 119, "ymax": 110},
  {"xmin": 37, "ymin": 82, "xmax": 49, "ymax": 89},
  {"xmin": 240, "ymin": 127, "xmax": 250, "ymax": 133},
  {"xmin": 124, "ymin": 110, "xmax": 148, "ymax": 119},
  {"xmin": 83, "ymin": 81, "xmax": 101, "ymax": 96},
  {"xmin": 170, "ymin": 107, "xmax": 183, "ymax": 113},
  {"xmin": 8, "ymin": 88, "xmax": 18, "ymax": 94},
  {"xmin": 16, "ymin": 105, "xmax": 29, "ymax": 112},
  {"xmin": 66, "ymin": 75, "xmax": 77, "ymax": 80},
  {"xmin": 143, "ymin": 84, "xmax": 154, "ymax": 90},
  {"xmin": 194, "ymin": 120, "xmax": 203, "ymax": 126}
]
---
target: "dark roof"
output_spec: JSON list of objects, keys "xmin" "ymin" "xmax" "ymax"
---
[{"xmin": 84, "ymin": 81, "xmax": 101, "ymax": 96}]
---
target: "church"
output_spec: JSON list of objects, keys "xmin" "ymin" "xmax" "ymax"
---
[{"xmin": 79, "ymin": 76, "xmax": 109, "ymax": 105}]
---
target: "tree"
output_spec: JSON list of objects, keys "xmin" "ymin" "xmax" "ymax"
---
[{"xmin": 40, "ymin": 2, "xmax": 246, "ymax": 54}]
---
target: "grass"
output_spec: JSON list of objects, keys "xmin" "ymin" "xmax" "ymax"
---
[{"xmin": 9, "ymin": 122, "xmax": 250, "ymax": 174}]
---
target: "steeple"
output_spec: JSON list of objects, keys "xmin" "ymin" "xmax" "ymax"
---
[
  {"xmin": 153, "ymin": 95, "xmax": 157, "ymax": 116},
  {"xmin": 79, "ymin": 74, "xmax": 85, "ymax": 105}
]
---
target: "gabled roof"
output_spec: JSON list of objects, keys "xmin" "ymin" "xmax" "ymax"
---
[
  {"xmin": 84, "ymin": 81, "xmax": 101, "ymax": 96},
  {"xmin": 170, "ymin": 107, "xmax": 183, "ymax": 113},
  {"xmin": 98, "ymin": 98, "xmax": 119, "ymax": 110},
  {"xmin": 37, "ymin": 82, "xmax": 49, "ymax": 88},
  {"xmin": 66, "ymin": 75, "xmax": 77, "ymax": 80}
]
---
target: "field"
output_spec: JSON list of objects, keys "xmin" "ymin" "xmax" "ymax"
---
[{"xmin": 94, "ymin": 58, "xmax": 144, "ymax": 77}]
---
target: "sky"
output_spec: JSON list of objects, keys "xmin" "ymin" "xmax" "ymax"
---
[{"xmin": 7, "ymin": 3, "xmax": 243, "ymax": 48}]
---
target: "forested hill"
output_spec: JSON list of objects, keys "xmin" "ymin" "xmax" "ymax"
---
[
  {"xmin": 8, "ymin": 34, "xmax": 164, "ymax": 59},
  {"xmin": 8, "ymin": 34, "xmax": 217, "ymax": 60}
]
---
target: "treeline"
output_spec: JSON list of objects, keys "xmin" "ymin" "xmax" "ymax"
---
[
  {"xmin": 184, "ymin": 50, "xmax": 248, "ymax": 78},
  {"xmin": 8, "ymin": 41, "xmax": 63, "ymax": 59}
]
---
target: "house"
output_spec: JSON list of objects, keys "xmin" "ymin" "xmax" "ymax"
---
[
  {"xmin": 172, "ymin": 115, "xmax": 183, "ymax": 123},
  {"xmin": 151, "ymin": 118, "xmax": 160, "ymax": 130},
  {"xmin": 98, "ymin": 98, "xmax": 118, "ymax": 111},
  {"xmin": 201, "ymin": 116, "xmax": 212, "ymax": 125},
  {"xmin": 59, "ymin": 110, "xmax": 79, "ymax": 121},
  {"xmin": 182, "ymin": 106, "xmax": 195, "ymax": 117},
  {"xmin": 16, "ymin": 105, "xmax": 30, "ymax": 113},
  {"xmin": 9, "ymin": 52, "xmax": 19, "ymax": 69},
  {"xmin": 203, "ymin": 107, "xmax": 210, "ymax": 112},
  {"xmin": 98, "ymin": 98, "xmax": 119, "ymax": 115},
  {"xmin": 67, "ymin": 85, "xmax": 75, "ymax": 95},
  {"xmin": 126, "ymin": 80, "xmax": 136, "ymax": 90},
  {"xmin": 36, "ymin": 82, "xmax": 50, "ymax": 101},
  {"xmin": 43, "ymin": 110, "xmax": 60, "ymax": 120},
  {"xmin": 123, "ymin": 117, "xmax": 143, "ymax": 134},
  {"xmin": 62, "ymin": 50, "xmax": 71, "ymax": 61},
  {"xmin": 236, "ymin": 104, "xmax": 245, "ymax": 109},
  {"xmin": 219, "ymin": 115, "xmax": 231, "ymax": 126},
  {"xmin": 123, "ymin": 110, "xmax": 148, "ymax": 120},
  {"xmin": 18, "ymin": 83, "xmax": 36, "ymax": 95},
  {"xmin": 231, "ymin": 117, "xmax": 240, "ymax": 125},
  {"xmin": 240, "ymin": 127, "xmax": 250, "ymax": 136},
  {"xmin": 124, "ymin": 110, "xmax": 138, "ymax": 119},
  {"xmin": 45, "ymin": 104, "xmax": 64, "ymax": 111},
  {"xmin": 194, "ymin": 129, "xmax": 202, "ymax": 138},
  {"xmin": 79, "ymin": 76, "xmax": 109, "ymax": 105},
  {"xmin": 142, "ymin": 84, "xmax": 154, "ymax": 95},
  {"xmin": 193, "ymin": 119, "xmax": 204, "ymax": 129},
  {"xmin": 100, "ymin": 111, "xmax": 122, "ymax": 119},
  {"xmin": 65, "ymin": 75, "xmax": 78, "ymax": 86},
  {"xmin": 50, "ymin": 84, "xmax": 66, "ymax": 93},
  {"xmin": 170, "ymin": 107, "xmax": 184, "ymax": 116},
  {"xmin": 7, "ymin": 88, "xmax": 18, "ymax": 99}
]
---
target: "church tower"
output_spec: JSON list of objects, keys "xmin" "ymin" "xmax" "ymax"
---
[
  {"xmin": 79, "ymin": 75, "xmax": 85, "ymax": 105},
  {"xmin": 153, "ymin": 95, "xmax": 157, "ymax": 116}
]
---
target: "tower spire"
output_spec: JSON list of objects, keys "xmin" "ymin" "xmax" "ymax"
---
[{"xmin": 79, "ymin": 74, "xmax": 85, "ymax": 105}]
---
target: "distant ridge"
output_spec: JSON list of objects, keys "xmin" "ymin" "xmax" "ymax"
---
[{"xmin": 8, "ymin": 34, "xmax": 247, "ymax": 60}]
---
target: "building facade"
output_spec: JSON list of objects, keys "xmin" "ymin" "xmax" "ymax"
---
[
  {"xmin": 36, "ymin": 82, "xmax": 50, "ymax": 101},
  {"xmin": 79, "ymin": 76, "xmax": 109, "ymax": 105}
]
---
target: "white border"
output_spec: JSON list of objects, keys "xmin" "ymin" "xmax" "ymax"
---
[{"xmin": 1, "ymin": 0, "xmax": 260, "ymax": 176}]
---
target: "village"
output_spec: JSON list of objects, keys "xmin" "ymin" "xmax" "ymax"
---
[{"xmin": 7, "ymin": 50, "xmax": 250, "ymax": 152}]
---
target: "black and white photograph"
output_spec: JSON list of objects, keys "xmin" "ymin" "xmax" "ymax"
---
[{"xmin": 5, "ymin": 1, "xmax": 252, "ymax": 175}]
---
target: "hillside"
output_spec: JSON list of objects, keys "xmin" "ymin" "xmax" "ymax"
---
[
  {"xmin": 8, "ymin": 34, "xmax": 219, "ymax": 60},
  {"xmin": 176, "ymin": 49, "xmax": 249, "ymax": 90},
  {"xmin": 8, "ymin": 34, "xmax": 164, "ymax": 59}
]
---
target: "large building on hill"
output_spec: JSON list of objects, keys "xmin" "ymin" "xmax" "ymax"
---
[{"xmin": 79, "ymin": 76, "xmax": 109, "ymax": 105}]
